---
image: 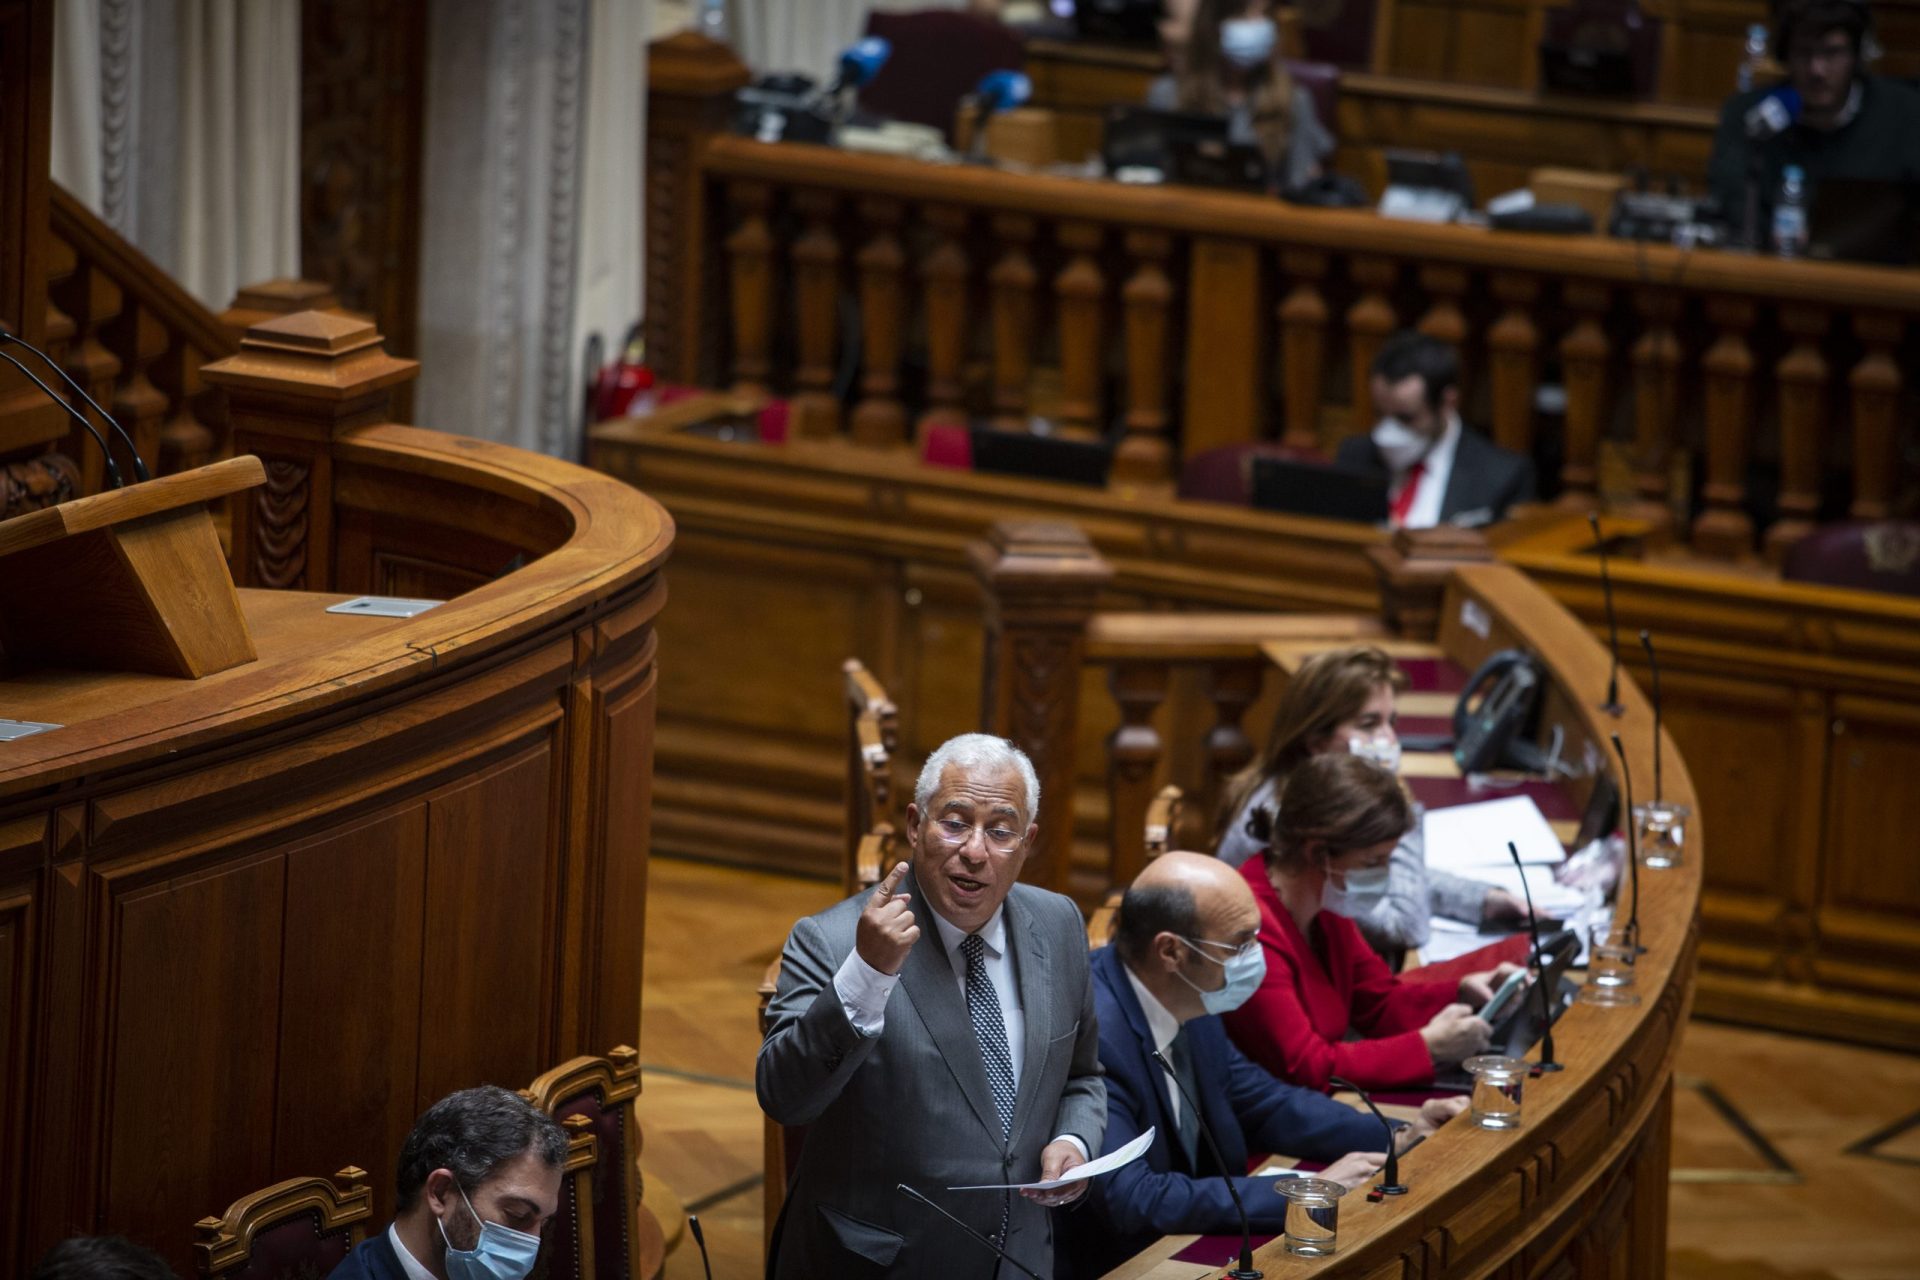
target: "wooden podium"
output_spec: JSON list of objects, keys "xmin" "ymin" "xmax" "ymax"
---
[{"xmin": 0, "ymin": 455, "xmax": 264, "ymax": 678}]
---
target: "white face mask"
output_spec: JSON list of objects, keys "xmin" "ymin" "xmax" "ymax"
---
[
  {"xmin": 1321, "ymin": 863, "xmax": 1392, "ymax": 919},
  {"xmin": 1348, "ymin": 732, "xmax": 1402, "ymax": 774},
  {"xmin": 1370, "ymin": 417, "xmax": 1433, "ymax": 472},
  {"xmin": 1220, "ymin": 16, "xmax": 1277, "ymax": 69}
]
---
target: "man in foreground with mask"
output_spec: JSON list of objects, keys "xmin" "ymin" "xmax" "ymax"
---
[
  {"xmin": 327, "ymin": 1086, "xmax": 565, "ymax": 1280},
  {"xmin": 1336, "ymin": 331, "xmax": 1535, "ymax": 530},
  {"xmin": 1059, "ymin": 853, "xmax": 1466, "ymax": 1278}
]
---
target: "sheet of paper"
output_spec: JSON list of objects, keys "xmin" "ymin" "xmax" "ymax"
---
[
  {"xmin": 1423, "ymin": 795, "xmax": 1565, "ymax": 873},
  {"xmin": 1465, "ymin": 864, "xmax": 1588, "ymax": 919},
  {"xmin": 949, "ymin": 1127, "xmax": 1155, "ymax": 1191}
]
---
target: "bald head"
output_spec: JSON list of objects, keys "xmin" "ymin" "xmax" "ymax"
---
[{"xmin": 1113, "ymin": 852, "xmax": 1263, "ymax": 1023}]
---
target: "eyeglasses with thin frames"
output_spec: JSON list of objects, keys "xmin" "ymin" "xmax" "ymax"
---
[{"xmin": 930, "ymin": 815, "xmax": 1024, "ymax": 853}]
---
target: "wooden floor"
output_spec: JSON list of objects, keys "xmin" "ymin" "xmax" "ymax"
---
[{"xmin": 639, "ymin": 857, "xmax": 1920, "ymax": 1280}]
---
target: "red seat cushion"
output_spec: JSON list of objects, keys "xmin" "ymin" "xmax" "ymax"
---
[
  {"xmin": 1177, "ymin": 441, "xmax": 1329, "ymax": 505},
  {"xmin": 1781, "ymin": 520, "xmax": 1920, "ymax": 598}
]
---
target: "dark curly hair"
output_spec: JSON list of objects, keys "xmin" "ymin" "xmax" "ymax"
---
[{"xmin": 395, "ymin": 1085, "xmax": 567, "ymax": 1212}]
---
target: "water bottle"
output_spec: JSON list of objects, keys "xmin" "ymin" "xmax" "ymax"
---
[
  {"xmin": 1773, "ymin": 165, "xmax": 1808, "ymax": 259},
  {"xmin": 1738, "ymin": 23, "xmax": 1768, "ymax": 93},
  {"xmin": 697, "ymin": 0, "xmax": 729, "ymax": 44}
]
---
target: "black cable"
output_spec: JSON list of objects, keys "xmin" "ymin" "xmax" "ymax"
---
[
  {"xmin": 0, "ymin": 348, "xmax": 123, "ymax": 488},
  {"xmin": 0, "ymin": 330, "xmax": 150, "ymax": 481}
]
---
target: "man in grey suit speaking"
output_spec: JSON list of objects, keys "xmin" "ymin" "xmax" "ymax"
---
[{"xmin": 758, "ymin": 733, "xmax": 1106, "ymax": 1278}]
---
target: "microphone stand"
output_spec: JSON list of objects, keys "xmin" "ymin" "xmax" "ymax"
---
[
  {"xmin": 686, "ymin": 1214, "xmax": 714, "ymax": 1280},
  {"xmin": 1152, "ymin": 1049, "xmax": 1262, "ymax": 1280},
  {"xmin": 1609, "ymin": 733, "xmax": 1646, "ymax": 953},
  {"xmin": 0, "ymin": 329, "xmax": 152, "ymax": 481},
  {"xmin": 0, "ymin": 349, "xmax": 124, "ymax": 489},
  {"xmin": 1506, "ymin": 841, "xmax": 1563, "ymax": 1073},
  {"xmin": 896, "ymin": 1184, "xmax": 1047, "ymax": 1280},
  {"xmin": 1328, "ymin": 1076, "xmax": 1408, "ymax": 1194},
  {"xmin": 1589, "ymin": 514, "xmax": 1624, "ymax": 715},
  {"xmin": 1640, "ymin": 629, "xmax": 1664, "ymax": 804}
]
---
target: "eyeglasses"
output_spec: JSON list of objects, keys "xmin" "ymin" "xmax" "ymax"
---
[
  {"xmin": 931, "ymin": 816, "xmax": 1024, "ymax": 853},
  {"xmin": 1178, "ymin": 935, "xmax": 1260, "ymax": 966}
]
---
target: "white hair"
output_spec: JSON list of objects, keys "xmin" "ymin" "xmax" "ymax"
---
[{"xmin": 914, "ymin": 734, "xmax": 1041, "ymax": 821}]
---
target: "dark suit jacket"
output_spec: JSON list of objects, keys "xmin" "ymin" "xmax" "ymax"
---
[
  {"xmin": 325, "ymin": 1229, "xmax": 404, "ymax": 1280},
  {"xmin": 757, "ymin": 873, "xmax": 1106, "ymax": 1279},
  {"xmin": 1335, "ymin": 425, "xmax": 1535, "ymax": 528},
  {"xmin": 1058, "ymin": 946, "xmax": 1384, "ymax": 1279}
]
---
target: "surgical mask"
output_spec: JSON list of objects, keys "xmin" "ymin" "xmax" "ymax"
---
[
  {"xmin": 1321, "ymin": 863, "xmax": 1392, "ymax": 919},
  {"xmin": 1173, "ymin": 937, "xmax": 1267, "ymax": 1015},
  {"xmin": 439, "ymin": 1182, "xmax": 542, "ymax": 1280},
  {"xmin": 1371, "ymin": 417, "xmax": 1433, "ymax": 472},
  {"xmin": 1348, "ymin": 732, "xmax": 1402, "ymax": 774},
  {"xmin": 1220, "ymin": 16, "xmax": 1277, "ymax": 69}
]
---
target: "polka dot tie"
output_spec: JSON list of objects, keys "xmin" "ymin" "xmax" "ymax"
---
[{"xmin": 962, "ymin": 933, "xmax": 1017, "ymax": 1138}]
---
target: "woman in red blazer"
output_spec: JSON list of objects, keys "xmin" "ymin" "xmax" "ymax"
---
[{"xmin": 1221, "ymin": 753, "xmax": 1520, "ymax": 1091}]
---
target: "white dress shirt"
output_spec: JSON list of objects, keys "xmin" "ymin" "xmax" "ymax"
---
[
  {"xmin": 389, "ymin": 1224, "xmax": 437, "ymax": 1280},
  {"xmin": 1121, "ymin": 963, "xmax": 1186, "ymax": 1128},
  {"xmin": 1394, "ymin": 413, "xmax": 1462, "ymax": 530}
]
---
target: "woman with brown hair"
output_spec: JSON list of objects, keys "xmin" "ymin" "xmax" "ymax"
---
[
  {"xmin": 1147, "ymin": 0, "xmax": 1333, "ymax": 192},
  {"xmin": 1215, "ymin": 645, "xmax": 1525, "ymax": 955},
  {"xmin": 1221, "ymin": 754, "xmax": 1519, "ymax": 1090}
]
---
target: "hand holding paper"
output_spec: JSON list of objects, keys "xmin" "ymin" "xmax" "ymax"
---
[{"xmin": 950, "ymin": 1127, "xmax": 1156, "ymax": 1192}]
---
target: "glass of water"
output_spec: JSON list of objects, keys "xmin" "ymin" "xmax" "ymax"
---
[
  {"xmin": 1581, "ymin": 922, "xmax": 1641, "ymax": 1006},
  {"xmin": 1633, "ymin": 802, "xmax": 1690, "ymax": 869},
  {"xmin": 1463, "ymin": 1055, "xmax": 1527, "ymax": 1129},
  {"xmin": 1275, "ymin": 1177, "xmax": 1347, "ymax": 1257}
]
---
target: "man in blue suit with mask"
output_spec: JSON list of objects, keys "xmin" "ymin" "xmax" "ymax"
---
[{"xmin": 1060, "ymin": 853, "xmax": 1467, "ymax": 1278}]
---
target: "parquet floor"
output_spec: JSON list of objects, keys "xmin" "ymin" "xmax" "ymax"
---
[{"xmin": 639, "ymin": 857, "xmax": 1920, "ymax": 1280}]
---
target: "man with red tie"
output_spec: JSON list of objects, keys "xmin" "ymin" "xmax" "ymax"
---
[{"xmin": 1336, "ymin": 331, "xmax": 1535, "ymax": 530}]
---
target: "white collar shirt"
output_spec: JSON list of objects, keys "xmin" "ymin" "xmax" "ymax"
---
[
  {"xmin": 1121, "ymin": 962, "xmax": 1187, "ymax": 1127},
  {"xmin": 389, "ymin": 1224, "xmax": 438, "ymax": 1280},
  {"xmin": 1396, "ymin": 412, "xmax": 1462, "ymax": 530}
]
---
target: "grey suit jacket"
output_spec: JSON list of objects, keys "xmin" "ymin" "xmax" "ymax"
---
[{"xmin": 757, "ymin": 872, "xmax": 1106, "ymax": 1279}]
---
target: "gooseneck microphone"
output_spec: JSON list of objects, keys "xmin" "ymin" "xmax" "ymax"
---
[
  {"xmin": 0, "ymin": 348, "xmax": 123, "ymax": 488},
  {"xmin": 896, "ymin": 1183, "xmax": 1046, "ymax": 1280},
  {"xmin": 1507, "ymin": 841, "xmax": 1564, "ymax": 1073},
  {"xmin": 1609, "ymin": 734, "xmax": 1645, "ymax": 952},
  {"xmin": 0, "ymin": 327, "xmax": 151, "ymax": 482},
  {"xmin": 686, "ymin": 1213, "xmax": 714, "ymax": 1280},
  {"xmin": 1589, "ymin": 514, "xmax": 1624, "ymax": 716},
  {"xmin": 1640, "ymin": 630, "xmax": 1664, "ymax": 804},
  {"xmin": 1328, "ymin": 1076, "xmax": 1407, "ymax": 1194},
  {"xmin": 1152, "ymin": 1048, "xmax": 1262, "ymax": 1280}
]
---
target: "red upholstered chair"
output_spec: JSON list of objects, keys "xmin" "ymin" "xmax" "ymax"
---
[
  {"xmin": 193, "ymin": 1167, "xmax": 372, "ymax": 1280},
  {"xmin": 528, "ymin": 1116, "xmax": 599, "ymax": 1280},
  {"xmin": 1177, "ymin": 440, "xmax": 1330, "ymax": 505},
  {"xmin": 1781, "ymin": 520, "xmax": 1920, "ymax": 598},
  {"xmin": 1297, "ymin": 0, "xmax": 1379, "ymax": 68},
  {"xmin": 859, "ymin": 9, "xmax": 1025, "ymax": 140},
  {"xmin": 522, "ymin": 1048, "xmax": 658, "ymax": 1280}
]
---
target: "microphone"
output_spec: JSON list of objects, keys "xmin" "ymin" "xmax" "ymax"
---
[
  {"xmin": 1327, "ymin": 1076, "xmax": 1407, "ymax": 1194},
  {"xmin": 0, "ymin": 348, "xmax": 124, "ymax": 489},
  {"xmin": 1589, "ymin": 514, "xmax": 1624, "ymax": 716},
  {"xmin": 686, "ymin": 1213, "xmax": 714, "ymax": 1280},
  {"xmin": 966, "ymin": 69, "xmax": 1034, "ymax": 161},
  {"xmin": 896, "ymin": 1183, "xmax": 1046, "ymax": 1280},
  {"xmin": 1744, "ymin": 86, "xmax": 1802, "ymax": 139},
  {"xmin": 1506, "ymin": 841, "xmax": 1564, "ymax": 1073},
  {"xmin": 823, "ymin": 36, "xmax": 891, "ymax": 97},
  {"xmin": 0, "ymin": 326, "xmax": 151, "ymax": 482},
  {"xmin": 1609, "ymin": 734, "xmax": 1645, "ymax": 953},
  {"xmin": 1639, "ymin": 630, "xmax": 1664, "ymax": 805},
  {"xmin": 1151, "ymin": 1048, "xmax": 1261, "ymax": 1280}
]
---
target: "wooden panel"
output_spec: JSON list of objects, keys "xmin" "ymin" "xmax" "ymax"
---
[
  {"xmin": 0, "ymin": 865, "xmax": 35, "ymax": 1276},
  {"xmin": 104, "ymin": 853, "xmax": 287, "ymax": 1263},
  {"xmin": 585, "ymin": 627, "xmax": 658, "ymax": 1055},
  {"xmin": 1181, "ymin": 239, "xmax": 1265, "ymax": 457},
  {"xmin": 1823, "ymin": 696, "xmax": 1920, "ymax": 931},
  {"xmin": 272, "ymin": 804, "xmax": 429, "ymax": 1229},
  {"xmin": 416, "ymin": 742, "xmax": 558, "ymax": 1105}
]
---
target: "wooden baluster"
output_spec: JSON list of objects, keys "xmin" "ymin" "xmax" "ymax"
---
[
  {"xmin": 849, "ymin": 198, "xmax": 907, "ymax": 446},
  {"xmin": 1106, "ymin": 660, "xmax": 1170, "ymax": 890},
  {"xmin": 917, "ymin": 206, "xmax": 970, "ymax": 441},
  {"xmin": 1765, "ymin": 306, "xmax": 1831, "ymax": 563},
  {"xmin": 1345, "ymin": 257, "xmax": 1399, "ymax": 436},
  {"xmin": 790, "ymin": 190, "xmax": 843, "ymax": 438},
  {"xmin": 724, "ymin": 181, "xmax": 774, "ymax": 396},
  {"xmin": 1848, "ymin": 312, "xmax": 1904, "ymax": 521},
  {"xmin": 38, "ymin": 242, "xmax": 93, "ymax": 486},
  {"xmin": 51, "ymin": 256, "xmax": 126, "ymax": 488},
  {"xmin": 1415, "ymin": 264, "xmax": 1470, "ymax": 348},
  {"xmin": 1196, "ymin": 659, "xmax": 1263, "ymax": 850},
  {"xmin": 154, "ymin": 340, "xmax": 217, "ymax": 475},
  {"xmin": 1692, "ymin": 298, "xmax": 1758, "ymax": 557},
  {"xmin": 1115, "ymin": 230, "xmax": 1173, "ymax": 485},
  {"xmin": 989, "ymin": 214, "xmax": 1038, "ymax": 433},
  {"xmin": 1555, "ymin": 282, "xmax": 1611, "ymax": 511},
  {"xmin": 1486, "ymin": 273, "xmax": 1539, "ymax": 458},
  {"xmin": 1627, "ymin": 288, "xmax": 1682, "ymax": 537},
  {"xmin": 1054, "ymin": 221, "xmax": 1105, "ymax": 440},
  {"xmin": 1277, "ymin": 248, "xmax": 1329, "ymax": 451},
  {"xmin": 104, "ymin": 302, "xmax": 173, "ymax": 475}
]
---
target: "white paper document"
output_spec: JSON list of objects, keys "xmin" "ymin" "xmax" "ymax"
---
[
  {"xmin": 1423, "ymin": 796, "xmax": 1565, "ymax": 874},
  {"xmin": 949, "ymin": 1127, "xmax": 1155, "ymax": 1191}
]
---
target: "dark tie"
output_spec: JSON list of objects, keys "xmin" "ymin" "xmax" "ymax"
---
[
  {"xmin": 1168, "ymin": 1027, "xmax": 1201, "ymax": 1169},
  {"xmin": 962, "ymin": 933, "xmax": 1018, "ymax": 1138}
]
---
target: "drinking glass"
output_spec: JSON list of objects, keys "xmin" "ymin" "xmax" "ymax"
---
[
  {"xmin": 1633, "ymin": 802, "xmax": 1690, "ymax": 869},
  {"xmin": 1582, "ymin": 922, "xmax": 1641, "ymax": 1006},
  {"xmin": 1275, "ymin": 1177, "xmax": 1347, "ymax": 1257},
  {"xmin": 1463, "ymin": 1055, "xmax": 1527, "ymax": 1129}
]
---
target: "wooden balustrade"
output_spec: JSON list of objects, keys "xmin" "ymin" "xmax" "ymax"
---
[{"xmin": 654, "ymin": 124, "xmax": 1920, "ymax": 561}]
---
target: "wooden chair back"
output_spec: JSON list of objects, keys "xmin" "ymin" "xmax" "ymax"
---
[
  {"xmin": 844, "ymin": 657, "xmax": 900, "ymax": 893},
  {"xmin": 529, "ymin": 1115, "xmax": 600, "ymax": 1280},
  {"xmin": 521, "ymin": 1047, "xmax": 647, "ymax": 1280},
  {"xmin": 1088, "ymin": 784, "xmax": 1184, "ymax": 945},
  {"xmin": 192, "ymin": 1167, "xmax": 372, "ymax": 1280},
  {"xmin": 757, "ymin": 955, "xmax": 808, "ymax": 1255}
]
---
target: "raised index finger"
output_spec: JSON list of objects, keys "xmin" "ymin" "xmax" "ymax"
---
[{"xmin": 873, "ymin": 861, "xmax": 910, "ymax": 901}]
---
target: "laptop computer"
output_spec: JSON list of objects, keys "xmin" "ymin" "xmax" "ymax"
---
[
  {"xmin": 1808, "ymin": 178, "xmax": 1919, "ymax": 266},
  {"xmin": 1250, "ymin": 456, "xmax": 1391, "ymax": 525},
  {"xmin": 969, "ymin": 425, "xmax": 1114, "ymax": 488},
  {"xmin": 1103, "ymin": 105, "xmax": 1231, "ymax": 176}
]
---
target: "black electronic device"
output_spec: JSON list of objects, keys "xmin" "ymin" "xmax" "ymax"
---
[
  {"xmin": 1431, "ymin": 926, "xmax": 1580, "ymax": 1091},
  {"xmin": 1489, "ymin": 203, "xmax": 1595, "ymax": 234},
  {"xmin": 1641, "ymin": 630, "xmax": 1666, "ymax": 804},
  {"xmin": 1328, "ymin": 1077, "xmax": 1408, "ymax": 1196},
  {"xmin": 1169, "ymin": 136, "xmax": 1269, "ymax": 192},
  {"xmin": 1152, "ymin": 1050, "xmax": 1263, "ymax": 1280},
  {"xmin": 1102, "ymin": 104, "xmax": 1230, "ymax": 177},
  {"xmin": 1478, "ymin": 967, "xmax": 1531, "ymax": 1025},
  {"xmin": 1380, "ymin": 149, "xmax": 1475, "ymax": 222},
  {"xmin": 1073, "ymin": 0, "xmax": 1165, "ymax": 44},
  {"xmin": 1807, "ymin": 178, "xmax": 1920, "ymax": 266},
  {"xmin": 1249, "ymin": 456, "xmax": 1390, "ymax": 525},
  {"xmin": 1509, "ymin": 839, "xmax": 1566, "ymax": 1072},
  {"xmin": 1608, "ymin": 190, "xmax": 1723, "ymax": 245},
  {"xmin": 897, "ymin": 1184, "xmax": 1046, "ymax": 1280},
  {"xmin": 732, "ymin": 77, "xmax": 836, "ymax": 145},
  {"xmin": 1452, "ymin": 650, "xmax": 1548, "ymax": 775},
  {"xmin": 1573, "ymin": 770, "xmax": 1621, "ymax": 850},
  {"xmin": 1609, "ymin": 733, "xmax": 1644, "ymax": 950},
  {"xmin": 1539, "ymin": 40, "xmax": 1635, "ymax": 95},
  {"xmin": 969, "ymin": 424, "xmax": 1114, "ymax": 488}
]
